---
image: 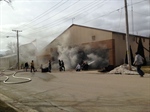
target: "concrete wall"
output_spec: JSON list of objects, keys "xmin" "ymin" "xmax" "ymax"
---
[
  {"xmin": 70, "ymin": 25, "xmax": 113, "ymax": 45},
  {"xmin": 112, "ymin": 33, "xmax": 150, "ymax": 66},
  {"xmin": 112, "ymin": 33, "xmax": 126, "ymax": 66},
  {"xmin": 0, "ymin": 55, "xmax": 17, "ymax": 70},
  {"xmin": 39, "ymin": 25, "xmax": 149, "ymax": 68},
  {"xmin": 49, "ymin": 25, "xmax": 113, "ymax": 47},
  {"xmin": 81, "ymin": 39, "xmax": 115, "ymax": 66},
  {"xmin": 0, "ymin": 58, "xmax": 9, "ymax": 70}
]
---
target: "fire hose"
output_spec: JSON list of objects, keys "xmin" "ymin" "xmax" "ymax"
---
[{"xmin": 1, "ymin": 71, "xmax": 32, "ymax": 84}]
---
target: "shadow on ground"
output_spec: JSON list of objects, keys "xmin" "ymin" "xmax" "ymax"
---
[{"xmin": 0, "ymin": 100, "xmax": 17, "ymax": 112}]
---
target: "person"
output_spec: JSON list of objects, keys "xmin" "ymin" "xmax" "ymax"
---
[
  {"xmin": 48, "ymin": 60, "xmax": 51, "ymax": 72},
  {"xmin": 133, "ymin": 52, "xmax": 145, "ymax": 77},
  {"xmin": 21, "ymin": 63, "xmax": 24, "ymax": 69},
  {"xmin": 59, "ymin": 60, "xmax": 62, "ymax": 71},
  {"xmin": 76, "ymin": 63, "xmax": 81, "ymax": 71},
  {"xmin": 61, "ymin": 60, "xmax": 65, "ymax": 71},
  {"xmin": 40, "ymin": 64, "xmax": 48, "ymax": 73},
  {"xmin": 30, "ymin": 60, "xmax": 35, "ymax": 72},
  {"xmin": 82, "ymin": 61, "xmax": 89, "ymax": 70},
  {"xmin": 40, "ymin": 64, "xmax": 43, "ymax": 69},
  {"xmin": 25, "ymin": 62, "xmax": 29, "ymax": 72}
]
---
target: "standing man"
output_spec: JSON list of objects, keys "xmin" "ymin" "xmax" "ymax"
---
[
  {"xmin": 59, "ymin": 60, "xmax": 62, "ymax": 71},
  {"xmin": 76, "ymin": 63, "xmax": 81, "ymax": 71},
  {"xmin": 61, "ymin": 60, "xmax": 65, "ymax": 71},
  {"xmin": 133, "ymin": 52, "xmax": 145, "ymax": 77},
  {"xmin": 25, "ymin": 62, "xmax": 29, "ymax": 72},
  {"xmin": 48, "ymin": 60, "xmax": 51, "ymax": 72},
  {"xmin": 30, "ymin": 60, "xmax": 35, "ymax": 72}
]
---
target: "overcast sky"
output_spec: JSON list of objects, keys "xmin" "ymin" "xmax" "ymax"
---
[{"xmin": 0, "ymin": 0, "xmax": 150, "ymax": 51}]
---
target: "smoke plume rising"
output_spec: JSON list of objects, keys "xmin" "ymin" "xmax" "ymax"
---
[{"xmin": 52, "ymin": 45, "xmax": 109, "ymax": 70}]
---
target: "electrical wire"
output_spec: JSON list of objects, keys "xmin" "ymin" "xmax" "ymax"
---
[
  {"xmin": 24, "ymin": 0, "xmax": 108, "ymax": 36},
  {"xmin": 17, "ymin": 0, "xmax": 68, "ymax": 30},
  {"xmin": 117, "ymin": 8, "xmax": 123, "ymax": 32},
  {"xmin": 21, "ymin": 0, "xmax": 81, "ymax": 31},
  {"xmin": 3, "ymin": 0, "xmax": 149, "ymax": 40},
  {"xmin": 31, "ymin": 1, "xmax": 149, "ymax": 38}
]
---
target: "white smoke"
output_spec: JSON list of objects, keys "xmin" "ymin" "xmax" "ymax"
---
[
  {"xmin": 53, "ymin": 45, "xmax": 109, "ymax": 70},
  {"xmin": 57, "ymin": 46, "xmax": 79, "ymax": 70},
  {"xmin": 87, "ymin": 53, "xmax": 102, "ymax": 64},
  {"xmin": 50, "ymin": 32, "xmax": 109, "ymax": 70},
  {"xmin": 87, "ymin": 53, "xmax": 108, "ymax": 68}
]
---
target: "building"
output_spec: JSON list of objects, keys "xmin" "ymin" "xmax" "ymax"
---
[
  {"xmin": 38, "ymin": 24, "xmax": 150, "ymax": 69},
  {"xmin": 0, "ymin": 40, "xmax": 37, "ymax": 70},
  {"xmin": 0, "ymin": 54, "xmax": 17, "ymax": 70},
  {"xmin": 19, "ymin": 41, "xmax": 37, "ymax": 64}
]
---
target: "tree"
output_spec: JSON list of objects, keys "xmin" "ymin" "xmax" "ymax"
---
[
  {"xmin": 0, "ymin": 0, "xmax": 12, "ymax": 3},
  {"xmin": 7, "ymin": 42, "xmax": 17, "ymax": 54},
  {"xmin": 0, "ymin": 0, "xmax": 12, "ymax": 7},
  {"xmin": 137, "ymin": 38, "xmax": 147, "ymax": 65}
]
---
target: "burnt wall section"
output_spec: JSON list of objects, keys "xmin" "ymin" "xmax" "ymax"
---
[
  {"xmin": 81, "ymin": 39, "xmax": 115, "ymax": 67},
  {"xmin": 50, "ymin": 39, "xmax": 114, "ymax": 70}
]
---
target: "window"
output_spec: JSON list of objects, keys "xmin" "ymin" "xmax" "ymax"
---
[{"xmin": 92, "ymin": 36, "xmax": 96, "ymax": 41}]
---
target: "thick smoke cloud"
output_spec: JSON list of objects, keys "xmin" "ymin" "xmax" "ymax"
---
[{"xmin": 52, "ymin": 45, "xmax": 109, "ymax": 70}]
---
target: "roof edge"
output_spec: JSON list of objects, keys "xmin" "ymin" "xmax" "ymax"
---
[{"xmin": 49, "ymin": 24, "xmax": 149, "ymax": 45}]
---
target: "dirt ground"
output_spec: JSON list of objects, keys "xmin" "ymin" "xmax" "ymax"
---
[
  {"xmin": 0, "ymin": 70, "xmax": 150, "ymax": 112},
  {"xmin": 0, "ymin": 100, "xmax": 17, "ymax": 112},
  {"xmin": 142, "ymin": 66, "xmax": 150, "ymax": 74}
]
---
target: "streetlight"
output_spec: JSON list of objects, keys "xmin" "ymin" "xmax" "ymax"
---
[{"xmin": 6, "ymin": 36, "xmax": 15, "ymax": 38}]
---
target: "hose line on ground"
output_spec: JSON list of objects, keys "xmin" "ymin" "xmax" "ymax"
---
[{"xmin": 1, "ymin": 71, "xmax": 32, "ymax": 84}]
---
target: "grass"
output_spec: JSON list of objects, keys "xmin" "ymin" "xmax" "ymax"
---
[
  {"xmin": 142, "ymin": 66, "xmax": 150, "ymax": 74},
  {"xmin": 0, "ymin": 100, "xmax": 17, "ymax": 112}
]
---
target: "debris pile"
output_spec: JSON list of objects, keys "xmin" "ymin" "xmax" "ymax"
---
[{"xmin": 109, "ymin": 64, "xmax": 138, "ymax": 75}]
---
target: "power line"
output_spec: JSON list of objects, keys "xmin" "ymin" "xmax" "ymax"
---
[
  {"xmin": 81, "ymin": 7, "xmax": 124, "ymax": 24},
  {"xmin": 22, "ymin": 0, "xmax": 102, "ymax": 36},
  {"xmin": 22, "ymin": 0, "xmax": 80, "ymax": 31},
  {"xmin": 16, "ymin": 0, "xmax": 69, "ymax": 30},
  {"xmin": 19, "ymin": 0, "xmax": 149, "ymax": 32},
  {"xmin": 24, "ymin": 0, "xmax": 107, "ymax": 35},
  {"xmin": 117, "ymin": 8, "xmax": 123, "ymax": 32},
  {"xmin": 129, "ymin": 0, "xmax": 148, "ymax": 6},
  {"xmin": 21, "ymin": 0, "xmax": 148, "ymax": 38}
]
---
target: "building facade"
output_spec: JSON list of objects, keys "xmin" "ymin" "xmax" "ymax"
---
[{"xmin": 38, "ymin": 24, "xmax": 150, "ymax": 69}]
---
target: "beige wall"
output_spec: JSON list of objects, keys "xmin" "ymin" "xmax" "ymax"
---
[
  {"xmin": 0, "ymin": 58, "xmax": 9, "ymax": 70},
  {"xmin": 50, "ymin": 25, "xmax": 113, "ymax": 47},
  {"xmin": 40, "ymin": 25, "xmax": 149, "ymax": 67},
  {"xmin": 113, "ymin": 33, "xmax": 150, "ymax": 66},
  {"xmin": 0, "ymin": 55, "xmax": 17, "ymax": 70},
  {"xmin": 50, "ymin": 30, "xmax": 72, "ymax": 47},
  {"xmin": 70, "ymin": 25, "xmax": 113, "ymax": 45},
  {"xmin": 112, "ymin": 33, "xmax": 126, "ymax": 66},
  {"xmin": 80, "ymin": 39, "xmax": 115, "ymax": 65}
]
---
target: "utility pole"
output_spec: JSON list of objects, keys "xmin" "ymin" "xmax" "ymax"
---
[
  {"xmin": 131, "ymin": 0, "xmax": 134, "ymax": 34},
  {"xmin": 12, "ymin": 30, "xmax": 22, "ymax": 70},
  {"xmin": 124, "ymin": 0, "xmax": 132, "ymax": 70}
]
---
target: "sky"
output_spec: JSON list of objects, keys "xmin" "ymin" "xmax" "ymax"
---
[{"xmin": 0, "ymin": 0, "xmax": 150, "ymax": 52}]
